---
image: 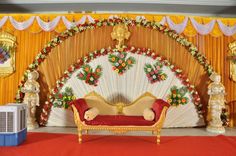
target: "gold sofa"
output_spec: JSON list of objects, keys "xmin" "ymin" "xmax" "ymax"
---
[{"xmin": 70, "ymin": 92, "xmax": 170, "ymax": 144}]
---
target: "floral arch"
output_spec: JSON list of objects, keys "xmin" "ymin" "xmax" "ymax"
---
[{"xmin": 15, "ymin": 17, "xmax": 215, "ymax": 126}]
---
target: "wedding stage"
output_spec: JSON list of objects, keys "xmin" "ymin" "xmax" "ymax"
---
[
  {"xmin": 1, "ymin": 3, "xmax": 236, "ymax": 155},
  {"xmin": 1, "ymin": 128, "xmax": 236, "ymax": 156}
]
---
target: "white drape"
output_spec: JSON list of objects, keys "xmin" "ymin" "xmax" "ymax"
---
[
  {"xmin": 62, "ymin": 16, "xmax": 88, "ymax": 29},
  {"xmin": 159, "ymin": 17, "xmax": 166, "ymax": 25},
  {"xmin": 190, "ymin": 17, "xmax": 216, "ymax": 35},
  {"xmin": 1, "ymin": 15, "xmax": 236, "ymax": 36},
  {"xmin": 9, "ymin": 16, "xmax": 35, "ymax": 30},
  {"xmin": 36, "ymin": 16, "xmax": 61, "ymax": 32},
  {"xmin": 217, "ymin": 19, "xmax": 236, "ymax": 36},
  {"xmin": 0, "ymin": 16, "xmax": 8, "ymax": 28},
  {"xmin": 47, "ymin": 54, "xmax": 204, "ymax": 128},
  {"xmin": 0, "ymin": 15, "xmax": 236, "ymax": 36},
  {"xmin": 166, "ymin": 16, "xmax": 188, "ymax": 34}
]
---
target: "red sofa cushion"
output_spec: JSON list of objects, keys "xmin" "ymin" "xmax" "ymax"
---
[
  {"xmin": 85, "ymin": 115, "xmax": 156, "ymax": 126},
  {"xmin": 70, "ymin": 98, "xmax": 89, "ymax": 121},
  {"xmin": 152, "ymin": 99, "xmax": 170, "ymax": 121}
]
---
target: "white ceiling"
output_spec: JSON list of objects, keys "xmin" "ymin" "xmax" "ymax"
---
[{"xmin": 0, "ymin": 0, "xmax": 236, "ymax": 17}]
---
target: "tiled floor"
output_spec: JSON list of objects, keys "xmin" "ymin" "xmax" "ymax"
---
[{"xmin": 30, "ymin": 127, "xmax": 236, "ymax": 136}]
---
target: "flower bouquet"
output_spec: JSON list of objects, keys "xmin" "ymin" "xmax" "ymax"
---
[
  {"xmin": 77, "ymin": 64, "xmax": 102, "ymax": 86},
  {"xmin": 167, "ymin": 86, "xmax": 189, "ymax": 106},
  {"xmin": 108, "ymin": 52, "xmax": 135, "ymax": 75},
  {"xmin": 144, "ymin": 61, "xmax": 167, "ymax": 83}
]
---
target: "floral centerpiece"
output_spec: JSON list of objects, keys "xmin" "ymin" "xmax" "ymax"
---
[
  {"xmin": 77, "ymin": 64, "xmax": 102, "ymax": 86},
  {"xmin": 53, "ymin": 87, "xmax": 76, "ymax": 109},
  {"xmin": 144, "ymin": 61, "xmax": 167, "ymax": 83},
  {"xmin": 167, "ymin": 86, "xmax": 189, "ymax": 106},
  {"xmin": 108, "ymin": 52, "xmax": 136, "ymax": 75}
]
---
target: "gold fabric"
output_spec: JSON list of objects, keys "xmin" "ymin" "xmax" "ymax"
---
[
  {"xmin": 123, "ymin": 93, "xmax": 157, "ymax": 116},
  {"xmin": 0, "ymin": 14, "xmax": 235, "ymax": 126},
  {"xmin": 84, "ymin": 92, "xmax": 117, "ymax": 115}
]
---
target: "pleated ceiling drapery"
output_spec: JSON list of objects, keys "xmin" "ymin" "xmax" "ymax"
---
[
  {"xmin": 0, "ymin": 13, "xmax": 235, "ymax": 126},
  {"xmin": 1, "ymin": 14, "xmax": 236, "ymax": 36}
]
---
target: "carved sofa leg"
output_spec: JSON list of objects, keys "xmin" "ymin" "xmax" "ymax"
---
[
  {"xmin": 156, "ymin": 129, "xmax": 161, "ymax": 144},
  {"xmin": 78, "ymin": 125, "xmax": 82, "ymax": 144}
]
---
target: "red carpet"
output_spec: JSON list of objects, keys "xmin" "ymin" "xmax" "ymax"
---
[{"xmin": 0, "ymin": 133, "xmax": 236, "ymax": 156}]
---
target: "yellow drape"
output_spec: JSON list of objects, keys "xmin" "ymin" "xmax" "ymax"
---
[
  {"xmin": 0, "ymin": 13, "xmax": 236, "ymax": 126},
  {"xmin": 1, "ymin": 13, "xmax": 236, "ymax": 36},
  {"xmin": 0, "ymin": 31, "xmax": 57, "ymax": 104}
]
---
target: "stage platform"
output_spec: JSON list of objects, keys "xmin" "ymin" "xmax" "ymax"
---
[{"xmin": 30, "ymin": 127, "xmax": 236, "ymax": 136}]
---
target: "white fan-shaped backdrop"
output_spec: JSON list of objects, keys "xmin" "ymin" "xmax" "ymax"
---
[{"xmin": 47, "ymin": 53, "xmax": 205, "ymax": 127}]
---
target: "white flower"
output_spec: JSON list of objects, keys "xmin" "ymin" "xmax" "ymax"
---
[
  {"xmin": 147, "ymin": 68, "xmax": 152, "ymax": 72},
  {"xmin": 101, "ymin": 48, "xmax": 105, "ymax": 53},
  {"xmin": 90, "ymin": 77, "xmax": 94, "ymax": 81},
  {"xmin": 152, "ymin": 75, "xmax": 156, "ymax": 79}
]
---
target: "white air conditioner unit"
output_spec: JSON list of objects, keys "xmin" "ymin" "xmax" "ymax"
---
[{"xmin": 0, "ymin": 103, "xmax": 27, "ymax": 146}]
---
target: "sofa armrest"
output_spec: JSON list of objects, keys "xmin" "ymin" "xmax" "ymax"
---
[
  {"xmin": 70, "ymin": 98, "xmax": 89, "ymax": 121},
  {"xmin": 152, "ymin": 99, "xmax": 170, "ymax": 121}
]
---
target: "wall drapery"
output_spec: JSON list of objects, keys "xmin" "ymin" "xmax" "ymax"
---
[
  {"xmin": 1, "ymin": 14, "xmax": 236, "ymax": 36},
  {"xmin": 0, "ymin": 13, "xmax": 236, "ymax": 126}
]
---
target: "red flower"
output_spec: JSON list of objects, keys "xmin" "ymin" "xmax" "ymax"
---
[
  {"xmin": 58, "ymin": 36, "xmax": 65, "ymax": 41},
  {"xmin": 20, "ymin": 92, "xmax": 24, "ymax": 98},
  {"xmin": 172, "ymin": 90, "xmax": 177, "ymax": 94},
  {"xmin": 45, "ymin": 47, "xmax": 51, "ymax": 52},
  {"xmin": 37, "ymin": 58, "xmax": 42, "ymax": 63},
  {"xmin": 78, "ymin": 73, "xmax": 84, "ymax": 78},
  {"xmin": 152, "ymin": 55, "xmax": 157, "ymax": 59},
  {"xmin": 68, "ymin": 66, "xmax": 73, "ymax": 72},
  {"xmin": 54, "ymin": 88, "xmax": 58, "ymax": 93},
  {"xmin": 58, "ymin": 94, "xmax": 63, "ymax": 98}
]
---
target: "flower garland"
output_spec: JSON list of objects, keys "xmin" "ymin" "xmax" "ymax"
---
[
  {"xmin": 0, "ymin": 43, "xmax": 11, "ymax": 64},
  {"xmin": 108, "ymin": 51, "xmax": 136, "ymax": 75},
  {"xmin": 167, "ymin": 86, "xmax": 189, "ymax": 106},
  {"xmin": 144, "ymin": 62, "xmax": 167, "ymax": 83},
  {"xmin": 77, "ymin": 64, "xmax": 102, "ymax": 86},
  {"xmin": 53, "ymin": 87, "xmax": 76, "ymax": 109},
  {"xmin": 14, "ymin": 17, "xmax": 216, "ymax": 125}
]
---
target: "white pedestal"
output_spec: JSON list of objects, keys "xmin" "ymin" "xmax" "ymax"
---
[{"xmin": 206, "ymin": 125, "xmax": 225, "ymax": 134}]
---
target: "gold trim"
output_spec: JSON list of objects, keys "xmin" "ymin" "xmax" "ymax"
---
[
  {"xmin": 72, "ymin": 105, "xmax": 168, "ymax": 144},
  {"xmin": 85, "ymin": 91, "xmax": 157, "ymax": 107},
  {"xmin": 84, "ymin": 91, "xmax": 112, "ymax": 105},
  {"xmin": 229, "ymin": 41, "xmax": 236, "ymax": 82},
  {"xmin": 84, "ymin": 91, "xmax": 158, "ymax": 114},
  {"xmin": 126, "ymin": 92, "xmax": 157, "ymax": 106}
]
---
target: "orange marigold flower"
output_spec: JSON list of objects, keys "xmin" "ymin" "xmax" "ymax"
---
[
  {"xmin": 111, "ymin": 57, "xmax": 116, "ymax": 62},
  {"xmin": 96, "ymin": 68, "xmax": 101, "ymax": 72},
  {"xmin": 84, "ymin": 67, "xmax": 90, "ymax": 72},
  {"xmin": 127, "ymin": 60, "xmax": 132, "ymax": 64}
]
